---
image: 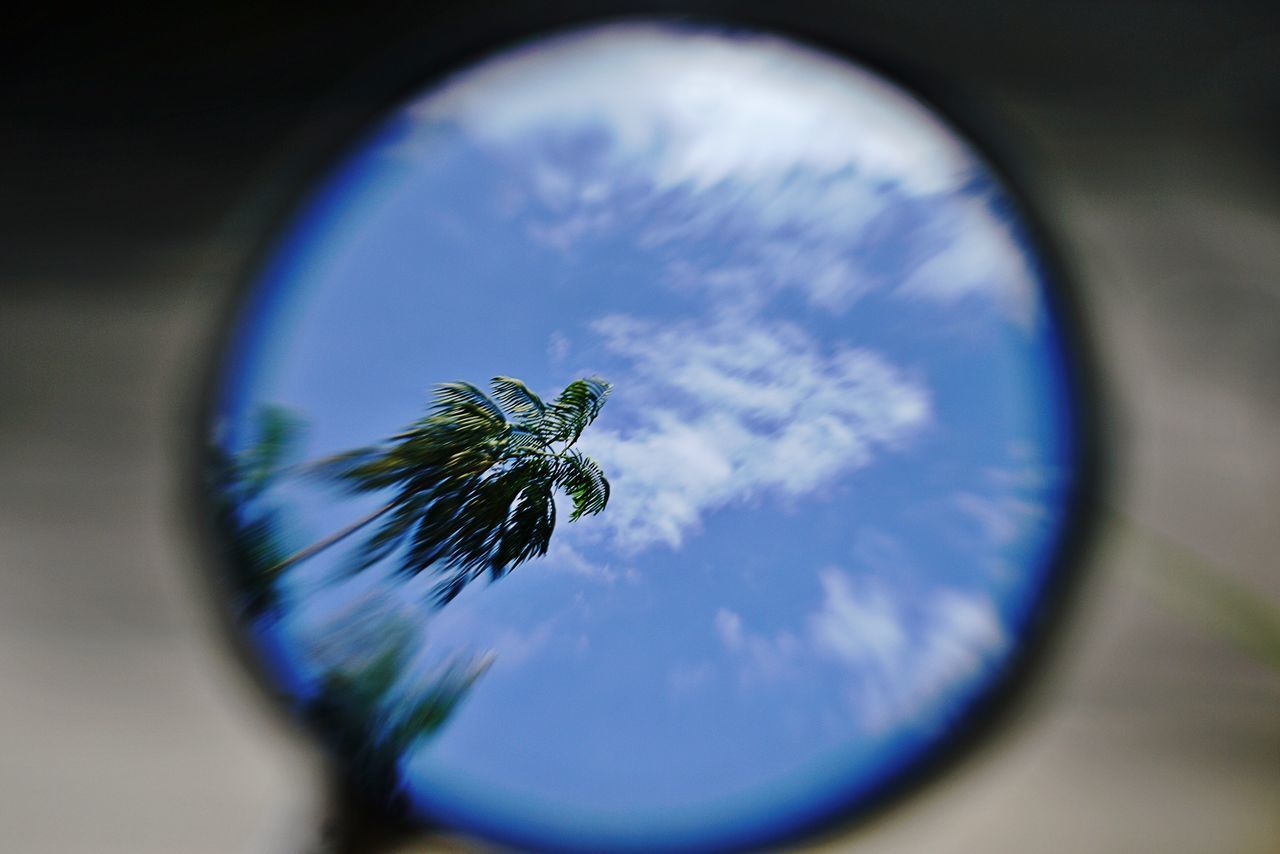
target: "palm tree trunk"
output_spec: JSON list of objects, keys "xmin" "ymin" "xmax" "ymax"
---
[
  {"xmin": 272, "ymin": 500, "xmax": 395, "ymax": 574},
  {"xmin": 311, "ymin": 775, "xmax": 415, "ymax": 854}
]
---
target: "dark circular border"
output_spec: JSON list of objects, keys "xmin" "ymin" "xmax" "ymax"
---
[{"xmin": 183, "ymin": 6, "xmax": 1109, "ymax": 853}]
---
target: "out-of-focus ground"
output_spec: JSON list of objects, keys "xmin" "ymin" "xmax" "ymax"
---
[{"xmin": 2, "ymin": 4, "xmax": 1278, "ymax": 852}]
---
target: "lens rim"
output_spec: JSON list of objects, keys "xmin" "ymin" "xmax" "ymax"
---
[{"xmin": 185, "ymin": 10, "xmax": 1109, "ymax": 852}]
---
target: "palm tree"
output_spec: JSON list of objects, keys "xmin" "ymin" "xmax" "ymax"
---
[{"xmin": 273, "ymin": 375, "xmax": 612, "ymax": 605}]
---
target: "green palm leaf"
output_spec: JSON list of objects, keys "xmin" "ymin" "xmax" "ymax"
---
[
  {"xmin": 497, "ymin": 480, "xmax": 557, "ymax": 568},
  {"xmin": 269, "ymin": 375, "xmax": 613, "ymax": 604},
  {"xmin": 431, "ymin": 381, "xmax": 508, "ymax": 423},
  {"xmin": 490, "ymin": 376, "xmax": 547, "ymax": 428},
  {"xmin": 553, "ymin": 450, "xmax": 611, "ymax": 520},
  {"xmin": 540, "ymin": 377, "xmax": 611, "ymax": 446}
]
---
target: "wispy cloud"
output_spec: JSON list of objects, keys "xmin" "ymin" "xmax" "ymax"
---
[
  {"xmin": 547, "ymin": 330, "xmax": 571, "ymax": 364},
  {"xmin": 572, "ymin": 312, "xmax": 930, "ymax": 551},
  {"xmin": 714, "ymin": 607, "xmax": 802, "ymax": 683},
  {"xmin": 717, "ymin": 565, "xmax": 1010, "ymax": 733},
  {"xmin": 951, "ymin": 446, "xmax": 1060, "ymax": 548},
  {"xmin": 403, "ymin": 22, "xmax": 1040, "ymax": 326},
  {"xmin": 809, "ymin": 569, "xmax": 909, "ymax": 669},
  {"xmin": 714, "ymin": 608, "xmax": 744, "ymax": 650},
  {"xmin": 540, "ymin": 535, "xmax": 628, "ymax": 585},
  {"xmin": 411, "ymin": 24, "xmax": 968, "ymax": 194},
  {"xmin": 895, "ymin": 192, "xmax": 1038, "ymax": 329},
  {"xmin": 951, "ymin": 492, "xmax": 1047, "ymax": 546},
  {"xmin": 808, "ymin": 567, "xmax": 1008, "ymax": 733}
]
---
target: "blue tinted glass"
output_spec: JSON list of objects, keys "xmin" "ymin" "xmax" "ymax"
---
[{"xmin": 209, "ymin": 21, "xmax": 1083, "ymax": 852}]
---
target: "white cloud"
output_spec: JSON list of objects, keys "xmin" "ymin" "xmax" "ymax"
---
[
  {"xmin": 547, "ymin": 330, "xmax": 571, "ymax": 364},
  {"xmin": 896, "ymin": 194, "xmax": 1039, "ymax": 329},
  {"xmin": 951, "ymin": 453, "xmax": 1058, "ymax": 549},
  {"xmin": 713, "ymin": 565, "xmax": 1008, "ymax": 730},
  {"xmin": 541, "ymin": 535, "xmax": 620, "ymax": 584},
  {"xmin": 714, "ymin": 607, "xmax": 802, "ymax": 683},
  {"xmin": 572, "ymin": 312, "xmax": 930, "ymax": 551},
  {"xmin": 807, "ymin": 567, "xmax": 1008, "ymax": 733},
  {"xmin": 714, "ymin": 608, "xmax": 744, "ymax": 650},
  {"xmin": 810, "ymin": 568, "xmax": 908, "ymax": 668},
  {"xmin": 412, "ymin": 23, "xmax": 967, "ymax": 195},
  {"xmin": 951, "ymin": 491, "xmax": 1046, "ymax": 546},
  {"xmin": 398, "ymin": 21, "xmax": 1040, "ymax": 326}
]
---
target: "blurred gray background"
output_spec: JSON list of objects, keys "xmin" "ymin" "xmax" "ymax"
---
[{"xmin": 2, "ymin": 3, "xmax": 1277, "ymax": 852}]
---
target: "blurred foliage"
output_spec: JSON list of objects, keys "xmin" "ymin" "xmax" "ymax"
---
[
  {"xmin": 307, "ymin": 608, "xmax": 494, "ymax": 812},
  {"xmin": 205, "ymin": 405, "xmax": 306, "ymax": 616}
]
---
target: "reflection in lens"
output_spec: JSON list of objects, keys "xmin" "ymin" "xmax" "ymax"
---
[{"xmin": 206, "ymin": 21, "xmax": 1084, "ymax": 852}]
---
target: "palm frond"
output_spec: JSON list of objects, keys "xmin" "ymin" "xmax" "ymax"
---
[
  {"xmin": 553, "ymin": 450, "xmax": 611, "ymax": 520},
  {"xmin": 540, "ymin": 376, "xmax": 612, "ymax": 446},
  {"xmin": 496, "ymin": 481, "xmax": 556, "ymax": 570},
  {"xmin": 321, "ymin": 446, "xmax": 406, "ymax": 492},
  {"xmin": 351, "ymin": 493, "xmax": 429, "ymax": 571},
  {"xmin": 288, "ymin": 374, "xmax": 613, "ymax": 604},
  {"xmin": 431, "ymin": 382, "xmax": 507, "ymax": 426},
  {"xmin": 490, "ymin": 376, "xmax": 546, "ymax": 428},
  {"xmin": 505, "ymin": 427, "xmax": 545, "ymax": 454}
]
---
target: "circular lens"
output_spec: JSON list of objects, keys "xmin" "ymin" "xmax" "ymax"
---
[{"xmin": 206, "ymin": 20, "xmax": 1087, "ymax": 852}]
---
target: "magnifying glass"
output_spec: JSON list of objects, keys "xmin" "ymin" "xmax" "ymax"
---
[{"xmin": 199, "ymin": 18, "xmax": 1096, "ymax": 853}]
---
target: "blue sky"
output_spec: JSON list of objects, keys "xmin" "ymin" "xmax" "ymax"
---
[{"xmin": 216, "ymin": 22, "xmax": 1078, "ymax": 852}]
